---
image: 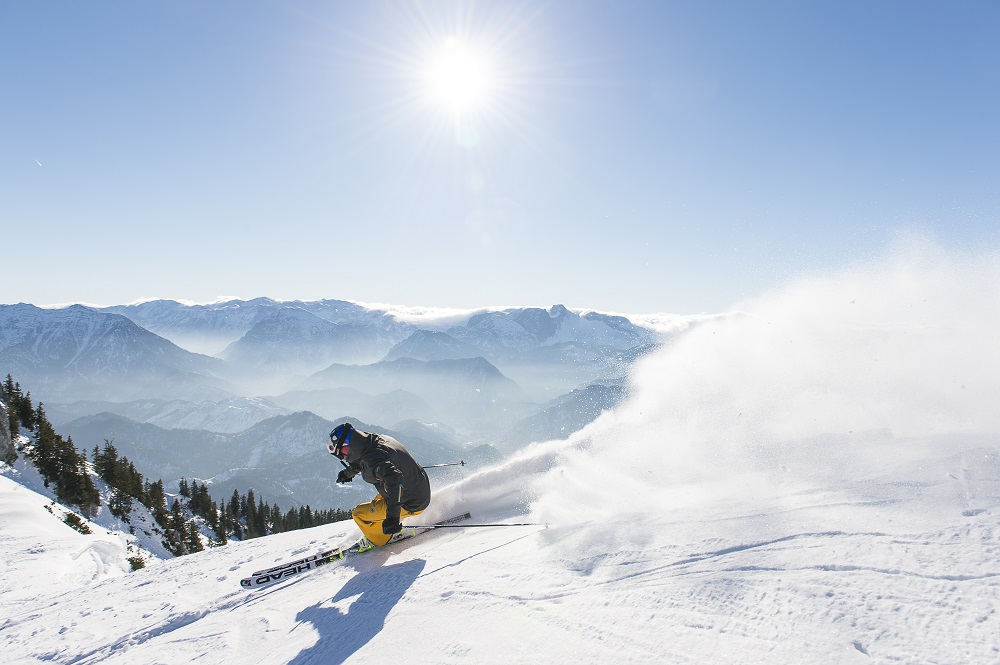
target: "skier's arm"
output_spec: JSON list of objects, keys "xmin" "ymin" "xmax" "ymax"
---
[{"xmin": 336, "ymin": 462, "xmax": 361, "ymax": 484}]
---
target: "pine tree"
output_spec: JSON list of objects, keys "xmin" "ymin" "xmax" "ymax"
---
[
  {"xmin": 109, "ymin": 486, "xmax": 133, "ymax": 522},
  {"xmin": 122, "ymin": 459, "xmax": 145, "ymax": 503},
  {"xmin": 2, "ymin": 375, "xmax": 18, "ymax": 439},
  {"xmin": 217, "ymin": 499, "xmax": 230, "ymax": 544},
  {"xmin": 256, "ymin": 497, "xmax": 266, "ymax": 536},
  {"xmin": 168, "ymin": 500, "xmax": 187, "ymax": 555},
  {"xmin": 189, "ymin": 481, "xmax": 212, "ymax": 518},
  {"xmin": 270, "ymin": 503, "xmax": 283, "ymax": 534},
  {"xmin": 50, "ymin": 435, "xmax": 99, "ymax": 513},
  {"xmin": 245, "ymin": 490, "xmax": 258, "ymax": 538},
  {"xmin": 189, "ymin": 480, "xmax": 201, "ymax": 514},
  {"xmin": 230, "ymin": 489, "xmax": 241, "ymax": 518},
  {"xmin": 229, "ymin": 499, "xmax": 243, "ymax": 541},
  {"xmin": 203, "ymin": 496, "xmax": 214, "ymax": 527},
  {"xmin": 79, "ymin": 471, "xmax": 100, "ymax": 519},
  {"xmin": 284, "ymin": 506, "xmax": 299, "ymax": 531},
  {"xmin": 147, "ymin": 479, "xmax": 168, "ymax": 526},
  {"xmin": 19, "ymin": 390, "xmax": 36, "ymax": 430},
  {"xmin": 93, "ymin": 440, "xmax": 119, "ymax": 485},
  {"xmin": 186, "ymin": 521, "xmax": 204, "ymax": 553},
  {"xmin": 225, "ymin": 491, "xmax": 243, "ymax": 540}
]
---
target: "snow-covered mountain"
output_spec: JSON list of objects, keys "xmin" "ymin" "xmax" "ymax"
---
[
  {"xmin": 383, "ymin": 329, "xmax": 482, "ymax": 361},
  {"xmin": 299, "ymin": 356, "xmax": 535, "ymax": 434},
  {"xmin": 447, "ymin": 303, "xmax": 656, "ymax": 355},
  {"xmin": 102, "ymin": 298, "xmax": 660, "ymax": 367},
  {"xmin": 1, "ymin": 298, "xmax": 660, "ymax": 444},
  {"xmin": 0, "ymin": 304, "xmax": 234, "ymax": 403},
  {"xmin": 60, "ymin": 412, "xmax": 230, "ymax": 481},
  {"xmin": 498, "ymin": 380, "xmax": 628, "ymax": 450},
  {"xmin": 94, "ymin": 298, "xmax": 659, "ymax": 405},
  {"xmin": 267, "ymin": 386, "xmax": 438, "ymax": 427},
  {"xmin": 101, "ymin": 297, "xmax": 414, "ymax": 357},
  {"xmin": 218, "ymin": 308, "xmax": 400, "ymax": 393},
  {"xmin": 46, "ymin": 396, "xmax": 291, "ymax": 434},
  {"xmin": 99, "ymin": 297, "xmax": 283, "ymax": 356}
]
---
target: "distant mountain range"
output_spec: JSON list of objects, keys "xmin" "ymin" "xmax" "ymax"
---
[
  {"xmin": 0, "ymin": 304, "xmax": 232, "ymax": 403},
  {"xmin": 297, "ymin": 356, "xmax": 534, "ymax": 432},
  {"xmin": 98, "ymin": 298, "xmax": 656, "ymax": 384},
  {"xmin": 3, "ymin": 298, "xmax": 658, "ymax": 403},
  {"xmin": 99, "ymin": 298, "xmax": 404, "ymax": 358},
  {"xmin": 46, "ymin": 397, "xmax": 290, "ymax": 434},
  {"xmin": 1, "ymin": 297, "xmax": 677, "ymax": 509}
]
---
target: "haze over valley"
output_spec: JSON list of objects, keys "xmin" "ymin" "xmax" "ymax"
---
[{"xmin": 1, "ymin": 298, "xmax": 681, "ymax": 510}]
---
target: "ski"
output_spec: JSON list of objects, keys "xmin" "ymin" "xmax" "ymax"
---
[
  {"xmin": 250, "ymin": 549, "xmax": 341, "ymax": 577},
  {"xmin": 239, "ymin": 512, "xmax": 471, "ymax": 590}
]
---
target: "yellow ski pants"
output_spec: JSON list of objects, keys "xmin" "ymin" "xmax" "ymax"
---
[{"xmin": 352, "ymin": 494, "xmax": 424, "ymax": 547}]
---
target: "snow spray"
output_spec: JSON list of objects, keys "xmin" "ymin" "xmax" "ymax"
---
[
  {"xmin": 529, "ymin": 239, "xmax": 1000, "ymax": 532},
  {"xmin": 430, "ymin": 239, "xmax": 1000, "ymax": 545}
]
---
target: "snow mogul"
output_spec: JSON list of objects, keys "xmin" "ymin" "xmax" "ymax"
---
[{"xmin": 327, "ymin": 422, "xmax": 431, "ymax": 548}]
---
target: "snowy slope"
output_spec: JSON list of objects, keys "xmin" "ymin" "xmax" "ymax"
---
[
  {"xmin": 1, "ymin": 431, "xmax": 997, "ymax": 664},
  {"xmin": 0, "ymin": 471, "xmax": 145, "ymax": 607},
  {"xmin": 2, "ymin": 247, "xmax": 1000, "ymax": 664},
  {"xmin": 0, "ymin": 445, "xmax": 172, "ymax": 563}
]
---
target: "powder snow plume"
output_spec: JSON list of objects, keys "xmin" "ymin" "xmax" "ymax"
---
[{"xmin": 436, "ymin": 240, "xmax": 1000, "ymax": 546}]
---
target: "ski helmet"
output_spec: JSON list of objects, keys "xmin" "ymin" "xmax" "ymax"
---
[{"xmin": 328, "ymin": 423, "xmax": 354, "ymax": 457}]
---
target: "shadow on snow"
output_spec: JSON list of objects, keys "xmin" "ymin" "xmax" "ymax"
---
[{"xmin": 290, "ymin": 558, "xmax": 426, "ymax": 665}]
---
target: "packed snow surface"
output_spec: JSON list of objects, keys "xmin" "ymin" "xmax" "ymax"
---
[{"xmin": 2, "ymin": 244, "xmax": 999, "ymax": 663}]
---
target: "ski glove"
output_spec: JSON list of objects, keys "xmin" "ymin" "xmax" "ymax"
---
[
  {"xmin": 382, "ymin": 514, "xmax": 402, "ymax": 535},
  {"xmin": 336, "ymin": 469, "xmax": 355, "ymax": 484}
]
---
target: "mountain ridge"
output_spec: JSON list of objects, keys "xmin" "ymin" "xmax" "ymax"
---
[{"xmin": 0, "ymin": 304, "xmax": 234, "ymax": 403}]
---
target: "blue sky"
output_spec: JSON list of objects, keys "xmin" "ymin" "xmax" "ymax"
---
[{"xmin": 2, "ymin": 1, "xmax": 997, "ymax": 314}]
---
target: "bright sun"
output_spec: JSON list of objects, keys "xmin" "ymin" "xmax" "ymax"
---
[{"xmin": 424, "ymin": 37, "xmax": 493, "ymax": 115}]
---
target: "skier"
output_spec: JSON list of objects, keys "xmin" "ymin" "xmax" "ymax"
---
[{"xmin": 327, "ymin": 422, "xmax": 432, "ymax": 548}]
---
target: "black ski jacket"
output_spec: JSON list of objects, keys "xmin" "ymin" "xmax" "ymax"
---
[{"xmin": 342, "ymin": 431, "xmax": 431, "ymax": 517}]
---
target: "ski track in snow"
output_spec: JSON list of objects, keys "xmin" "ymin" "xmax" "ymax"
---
[{"xmin": 2, "ymin": 489, "xmax": 998, "ymax": 665}]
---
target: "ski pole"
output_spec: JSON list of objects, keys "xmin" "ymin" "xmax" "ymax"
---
[
  {"xmin": 422, "ymin": 460, "xmax": 465, "ymax": 469},
  {"xmin": 409, "ymin": 521, "xmax": 545, "ymax": 529},
  {"xmin": 340, "ymin": 460, "xmax": 464, "ymax": 469}
]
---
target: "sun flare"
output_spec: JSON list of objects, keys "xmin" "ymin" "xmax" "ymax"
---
[{"xmin": 424, "ymin": 38, "xmax": 494, "ymax": 115}]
